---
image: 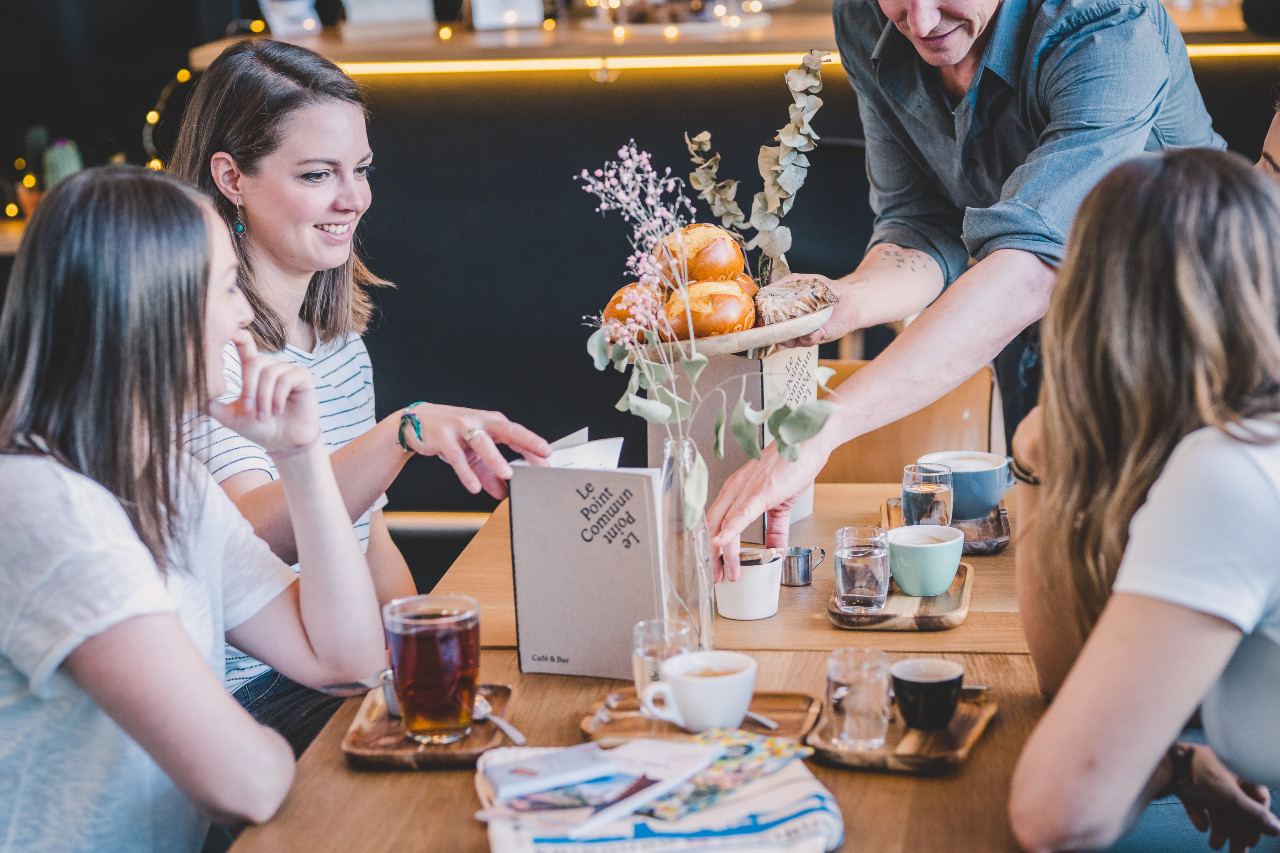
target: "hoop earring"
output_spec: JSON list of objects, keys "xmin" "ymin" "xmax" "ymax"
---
[{"xmin": 233, "ymin": 207, "xmax": 246, "ymax": 235}]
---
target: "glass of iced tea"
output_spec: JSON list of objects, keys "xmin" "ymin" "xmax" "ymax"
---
[{"xmin": 382, "ymin": 593, "xmax": 481, "ymax": 745}]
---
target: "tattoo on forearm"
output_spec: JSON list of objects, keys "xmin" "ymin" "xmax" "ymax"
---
[{"xmin": 879, "ymin": 246, "xmax": 929, "ymax": 273}]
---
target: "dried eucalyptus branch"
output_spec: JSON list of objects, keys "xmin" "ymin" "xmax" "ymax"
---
[{"xmin": 686, "ymin": 49, "xmax": 830, "ymax": 285}]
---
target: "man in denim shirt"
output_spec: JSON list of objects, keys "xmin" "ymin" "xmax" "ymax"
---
[{"xmin": 708, "ymin": 0, "xmax": 1223, "ymax": 573}]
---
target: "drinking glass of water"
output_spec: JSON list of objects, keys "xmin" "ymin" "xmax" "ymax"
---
[
  {"xmin": 834, "ymin": 526, "xmax": 889, "ymax": 612},
  {"xmin": 632, "ymin": 619, "xmax": 695, "ymax": 698},
  {"xmin": 902, "ymin": 463, "xmax": 953, "ymax": 526},
  {"xmin": 826, "ymin": 648, "xmax": 892, "ymax": 750}
]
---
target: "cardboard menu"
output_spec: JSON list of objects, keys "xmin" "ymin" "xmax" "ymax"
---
[
  {"xmin": 509, "ymin": 431, "xmax": 664, "ymax": 679},
  {"xmin": 647, "ymin": 347, "xmax": 817, "ymax": 543}
]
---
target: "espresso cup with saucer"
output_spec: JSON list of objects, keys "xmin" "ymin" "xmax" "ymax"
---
[
  {"xmin": 891, "ymin": 658, "xmax": 965, "ymax": 730},
  {"xmin": 639, "ymin": 650, "xmax": 757, "ymax": 731}
]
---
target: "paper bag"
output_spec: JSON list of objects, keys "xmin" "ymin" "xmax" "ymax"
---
[{"xmin": 648, "ymin": 347, "xmax": 817, "ymax": 543}]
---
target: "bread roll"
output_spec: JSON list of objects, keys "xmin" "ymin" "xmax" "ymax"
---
[
  {"xmin": 654, "ymin": 224, "xmax": 745, "ymax": 287},
  {"xmin": 602, "ymin": 282, "xmax": 658, "ymax": 341},
  {"xmin": 754, "ymin": 277, "xmax": 839, "ymax": 325},
  {"xmin": 663, "ymin": 280, "xmax": 756, "ymax": 340},
  {"xmin": 731, "ymin": 272, "xmax": 758, "ymax": 300}
]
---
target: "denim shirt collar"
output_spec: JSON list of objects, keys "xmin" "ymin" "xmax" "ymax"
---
[
  {"xmin": 983, "ymin": 0, "xmax": 1034, "ymax": 86},
  {"xmin": 869, "ymin": 0, "xmax": 1025, "ymax": 110}
]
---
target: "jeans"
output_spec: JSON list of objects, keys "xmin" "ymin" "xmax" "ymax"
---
[
  {"xmin": 993, "ymin": 323, "xmax": 1041, "ymax": 448},
  {"xmin": 235, "ymin": 669, "xmax": 346, "ymax": 758}
]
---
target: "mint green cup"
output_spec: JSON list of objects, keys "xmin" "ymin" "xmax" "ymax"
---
[{"xmin": 888, "ymin": 525, "xmax": 964, "ymax": 597}]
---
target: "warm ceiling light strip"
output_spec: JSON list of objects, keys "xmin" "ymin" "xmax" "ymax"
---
[
  {"xmin": 1186, "ymin": 43, "xmax": 1280, "ymax": 58},
  {"xmin": 340, "ymin": 52, "xmax": 838, "ymax": 75},
  {"xmin": 336, "ymin": 42, "xmax": 1280, "ymax": 76}
]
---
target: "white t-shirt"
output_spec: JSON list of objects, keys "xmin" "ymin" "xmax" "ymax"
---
[
  {"xmin": 0, "ymin": 454, "xmax": 296, "ymax": 853},
  {"xmin": 1112, "ymin": 423, "xmax": 1280, "ymax": 788},
  {"xmin": 185, "ymin": 333, "xmax": 388, "ymax": 692}
]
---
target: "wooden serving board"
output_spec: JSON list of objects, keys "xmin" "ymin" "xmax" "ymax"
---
[
  {"xmin": 579, "ymin": 688, "xmax": 820, "ymax": 748},
  {"xmin": 883, "ymin": 497, "xmax": 1010, "ymax": 556},
  {"xmin": 826, "ymin": 562, "xmax": 972, "ymax": 631},
  {"xmin": 806, "ymin": 687, "xmax": 997, "ymax": 774},
  {"xmin": 341, "ymin": 683, "xmax": 515, "ymax": 770}
]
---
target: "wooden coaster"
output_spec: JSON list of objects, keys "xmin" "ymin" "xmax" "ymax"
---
[
  {"xmin": 341, "ymin": 683, "xmax": 515, "ymax": 770},
  {"xmin": 806, "ymin": 687, "xmax": 997, "ymax": 774},
  {"xmin": 826, "ymin": 563, "xmax": 973, "ymax": 631},
  {"xmin": 882, "ymin": 497, "xmax": 1010, "ymax": 556},
  {"xmin": 579, "ymin": 688, "xmax": 820, "ymax": 748}
]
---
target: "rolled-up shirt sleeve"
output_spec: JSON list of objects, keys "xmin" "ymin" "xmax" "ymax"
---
[
  {"xmin": 859, "ymin": 90, "xmax": 972, "ymax": 284},
  {"xmin": 964, "ymin": 4, "xmax": 1208, "ymax": 265}
]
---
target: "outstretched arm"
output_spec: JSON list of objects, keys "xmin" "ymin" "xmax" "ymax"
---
[
  {"xmin": 781, "ymin": 242, "xmax": 945, "ymax": 347},
  {"xmin": 218, "ymin": 400, "xmax": 551, "ymax": 566},
  {"xmin": 708, "ymin": 248, "xmax": 1054, "ymax": 578}
]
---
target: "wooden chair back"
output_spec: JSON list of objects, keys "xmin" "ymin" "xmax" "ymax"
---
[{"xmin": 815, "ymin": 360, "xmax": 996, "ymax": 483}]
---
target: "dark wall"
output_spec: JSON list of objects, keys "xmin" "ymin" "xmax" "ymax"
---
[
  {"xmin": 358, "ymin": 65, "xmax": 871, "ymax": 514},
  {"xmin": 4, "ymin": 1, "xmax": 200, "ymax": 167}
]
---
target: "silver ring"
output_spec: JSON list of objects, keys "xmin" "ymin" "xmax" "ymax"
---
[{"xmin": 462, "ymin": 428, "xmax": 484, "ymax": 443}]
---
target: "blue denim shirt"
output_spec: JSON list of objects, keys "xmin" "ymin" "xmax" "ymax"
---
[{"xmin": 835, "ymin": 0, "xmax": 1225, "ymax": 284}]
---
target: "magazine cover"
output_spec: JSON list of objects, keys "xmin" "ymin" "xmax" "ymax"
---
[{"xmin": 641, "ymin": 729, "xmax": 814, "ymax": 821}]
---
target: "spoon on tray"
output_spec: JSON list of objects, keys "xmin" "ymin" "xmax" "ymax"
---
[{"xmin": 474, "ymin": 694, "xmax": 526, "ymax": 745}]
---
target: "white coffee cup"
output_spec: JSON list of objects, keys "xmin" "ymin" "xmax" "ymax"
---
[
  {"xmin": 639, "ymin": 650, "xmax": 757, "ymax": 731},
  {"xmin": 714, "ymin": 554, "xmax": 783, "ymax": 620}
]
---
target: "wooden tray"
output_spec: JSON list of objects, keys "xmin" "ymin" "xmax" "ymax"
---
[
  {"xmin": 579, "ymin": 688, "xmax": 820, "ymax": 748},
  {"xmin": 883, "ymin": 497, "xmax": 1010, "ymax": 556},
  {"xmin": 341, "ymin": 683, "xmax": 515, "ymax": 770},
  {"xmin": 806, "ymin": 687, "xmax": 997, "ymax": 774},
  {"xmin": 826, "ymin": 562, "xmax": 972, "ymax": 631},
  {"xmin": 641, "ymin": 304, "xmax": 833, "ymax": 360}
]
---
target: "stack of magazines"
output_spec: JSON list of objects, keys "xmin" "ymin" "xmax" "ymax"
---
[{"xmin": 475, "ymin": 730, "xmax": 844, "ymax": 852}]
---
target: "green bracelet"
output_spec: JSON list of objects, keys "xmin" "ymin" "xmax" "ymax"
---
[{"xmin": 398, "ymin": 401, "xmax": 427, "ymax": 453}]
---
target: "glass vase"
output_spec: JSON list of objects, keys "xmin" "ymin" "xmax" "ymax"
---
[{"xmin": 659, "ymin": 437, "xmax": 716, "ymax": 651}]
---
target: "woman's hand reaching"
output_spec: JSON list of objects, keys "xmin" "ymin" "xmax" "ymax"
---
[{"xmin": 398, "ymin": 403, "xmax": 551, "ymax": 498}]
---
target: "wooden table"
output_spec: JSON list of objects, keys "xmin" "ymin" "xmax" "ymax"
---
[
  {"xmin": 433, "ymin": 483, "xmax": 1026, "ymax": 654},
  {"xmin": 231, "ymin": 649, "xmax": 1044, "ymax": 852}
]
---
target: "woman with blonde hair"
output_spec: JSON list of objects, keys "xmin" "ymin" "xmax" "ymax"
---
[
  {"xmin": 1009, "ymin": 148, "xmax": 1280, "ymax": 851},
  {"xmin": 0, "ymin": 165, "xmax": 384, "ymax": 851},
  {"xmin": 169, "ymin": 38, "xmax": 550, "ymax": 752}
]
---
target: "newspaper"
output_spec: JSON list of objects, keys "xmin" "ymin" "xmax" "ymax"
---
[{"xmin": 476, "ymin": 746, "xmax": 844, "ymax": 852}]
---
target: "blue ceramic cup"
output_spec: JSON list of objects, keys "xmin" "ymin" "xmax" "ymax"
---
[{"xmin": 917, "ymin": 451, "xmax": 1015, "ymax": 520}]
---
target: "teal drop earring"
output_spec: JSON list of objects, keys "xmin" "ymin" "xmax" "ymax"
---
[{"xmin": 233, "ymin": 206, "xmax": 246, "ymax": 235}]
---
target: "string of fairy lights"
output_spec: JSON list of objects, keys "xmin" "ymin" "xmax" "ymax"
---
[{"xmin": 3, "ymin": 20, "xmax": 270, "ymax": 221}]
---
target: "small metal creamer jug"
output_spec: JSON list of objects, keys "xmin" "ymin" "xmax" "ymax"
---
[{"xmin": 782, "ymin": 546, "xmax": 825, "ymax": 586}]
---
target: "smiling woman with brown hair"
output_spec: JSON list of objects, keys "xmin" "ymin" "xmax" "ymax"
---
[
  {"xmin": 1009, "ymin": 148, "xmax": 1280, "ymax": 852},
  {"xmin": 169, "ymin": 38, "xmax": 551, "ymax": 755}
]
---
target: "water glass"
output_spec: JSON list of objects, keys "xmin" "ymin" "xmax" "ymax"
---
[
  {"xmin": 902, "ymin": 463, "xmax": 954, "ymax": 526},
  {"xmin": 632, "ymin": 619, "xmax": 695, "ymax": 698},
  {"xmin": 834, "ymin": 526, "xmax": 889, "ymax": 612},
  {"xmin": 826, "ymin": 648, "xmax": 892, "ymax": 750}
]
